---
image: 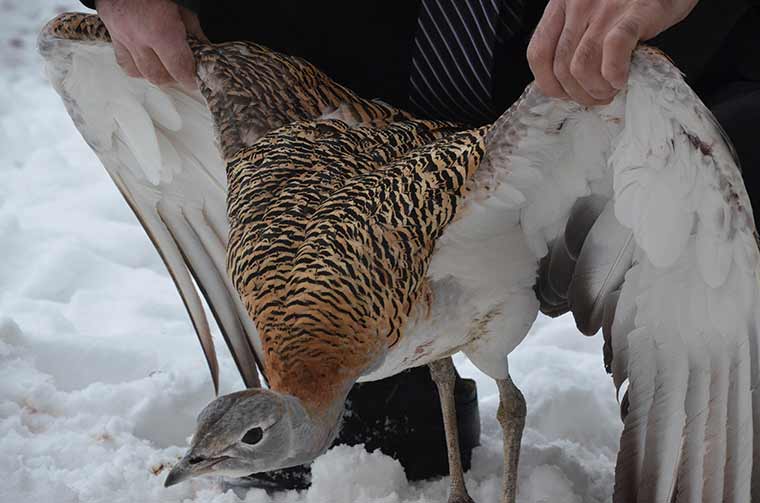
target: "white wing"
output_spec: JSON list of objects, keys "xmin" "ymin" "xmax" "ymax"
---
[
  {"xmin": 479, "ymin": 47, "xmax": 759, "ymax": 502},
  {"xmin": 38, "ymin": 20, "xmax": 263, "ymax": 391}
]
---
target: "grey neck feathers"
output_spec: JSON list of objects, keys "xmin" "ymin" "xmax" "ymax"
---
[{"xmin": 279, "ymin": 392, "xmax": 347, "ymax": 468}]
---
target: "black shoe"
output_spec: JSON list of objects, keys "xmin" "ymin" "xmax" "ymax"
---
[{"xmin": 229, "ymin": 365, "xmax": 480, "ymax": 491}]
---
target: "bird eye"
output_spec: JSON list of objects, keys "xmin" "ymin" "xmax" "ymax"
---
[
  {"xmin": 188, "ymin": 456, "xmax": 204, "ymax": 465},
  {"xmin": 241, "ymin": 427, "xmax": 264, "ymax": 445}
]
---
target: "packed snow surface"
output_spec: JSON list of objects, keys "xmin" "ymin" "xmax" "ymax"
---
[{"xmin": 0, "ymin": 2, "xmax": 622, "ymax": 501}]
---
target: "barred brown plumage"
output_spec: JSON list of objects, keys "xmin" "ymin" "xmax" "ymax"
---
[
  {"xmin": 226, "ymin": 120, "xmax": 486, "ymax": 408},
  {"xmin": 185, "ymin": 31, "xmax": 493, "ymax": 416},
  {"xmin": 41, "ymin": 12, "xmax": 760, "ymax": 503}
]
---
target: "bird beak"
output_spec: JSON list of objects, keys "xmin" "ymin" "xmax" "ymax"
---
[
  {"xmin": 164, "ymin": 456, "xmax": 193, "ymax": 487},
  {"xmin": 164, "ymin": 452, "xmax": 231, "ymax": 488}
]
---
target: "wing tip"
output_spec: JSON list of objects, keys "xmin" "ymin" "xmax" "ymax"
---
[{"xmin": 203, "ymin": 346, "xmax": 221, "ymax": 396}]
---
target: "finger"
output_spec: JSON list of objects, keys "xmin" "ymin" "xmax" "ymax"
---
[
  {"xmin": 570, "ymin": 21, "xmax": 617, "ymax": 102},
  {"xmin": 113, "ymin": 39, "xmax": 140, "ymax": 79},
  {"xmin": 601, "ymin": 13, "xmax": 641, "ymax": 90},
  {"xmin": 132, "ymin": 47, "xmax": 173, "ymax": 86},
  {"xmin": 527, "ymin": 0, "xmax": 568, "ymax": 98},
  {"xmin": 154, "ymin": 37, "xmax": 197, "ymax": 89},
  {"xmin": 553, "ymin": 2, "xmax": 602, "ymax": 106}
]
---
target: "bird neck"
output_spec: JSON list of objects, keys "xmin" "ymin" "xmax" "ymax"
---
[
  {"xmin": 279, "ymin": 390, "xmax": 347, "ymax": 467},
  {"xmin": 264, "ymin": 336, "xmax": 372, "ymax": 414}
]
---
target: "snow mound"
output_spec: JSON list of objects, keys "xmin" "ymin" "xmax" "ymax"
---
[{"xmin": 308, "ymin": 445, "xmax": 407, "ymax": 503}]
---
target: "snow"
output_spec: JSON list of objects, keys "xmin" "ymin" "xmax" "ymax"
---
[{"xmin": 0, "ymin": 2, "xmax": 621, "ymax": 502}]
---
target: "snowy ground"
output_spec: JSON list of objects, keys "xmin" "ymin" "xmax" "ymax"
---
[{"xmin": 0, "ymin": 2, "xmax": 622, "ymax": 502}]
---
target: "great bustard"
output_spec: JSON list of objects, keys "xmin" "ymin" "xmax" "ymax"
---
[{"xmin": 40, "ymin": 13, "xmax": 760, "ymax": 503}]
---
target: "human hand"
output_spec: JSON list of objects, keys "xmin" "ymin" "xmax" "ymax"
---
[
  {"xmin": 527, "ymin": 0, "xmax": 699, "ymax": 106},
  {"xmin": 95, "ymin": 0, "xmax": 207, "ymax": 88}
]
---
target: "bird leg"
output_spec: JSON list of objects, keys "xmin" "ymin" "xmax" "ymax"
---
[
  {"xmin": 429, "ymin": 357, "xmax": 475, "ymax": 503},
  {"xmin": 496, "ymin": 374, "xmax": 526, "ymax": 503}
]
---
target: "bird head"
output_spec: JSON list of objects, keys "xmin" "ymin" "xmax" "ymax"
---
[{"xmin": 164, "ymin": 388, "xmax": 343, "ymax": 487}]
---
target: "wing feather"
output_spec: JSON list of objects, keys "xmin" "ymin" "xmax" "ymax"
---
[
  {"xmin": 480, "ymin": 47, "xmax": 760, "ymax": 502},
  {"xmin": 39, "ymin": 15, "xmax": 263, "ymax": 391},
  {"xmin": 567, "ymin": 201, "xmax": 634, "ymax": 335}
]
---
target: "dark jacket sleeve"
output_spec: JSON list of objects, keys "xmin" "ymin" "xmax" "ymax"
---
[{"xmin": 79, "ymin": 0, "xmax": 200, "ymax": 12}]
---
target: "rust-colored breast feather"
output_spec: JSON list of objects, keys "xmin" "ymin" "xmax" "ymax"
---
[{"xmin": 226, "ymin": 118, "xmax": 486, "ymax": 405}]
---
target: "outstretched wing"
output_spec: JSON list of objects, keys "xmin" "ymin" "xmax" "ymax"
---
[
  {"xmin": 482, "ymin": 47, "xmax": 760, "ymax": 502},
  {"xmin": 38, "ymin": 13, "xmax": 264, "ymax": 391},
  {"xmin": 39, "ymin": 12, "xmax": 405, "ymax": 392}
]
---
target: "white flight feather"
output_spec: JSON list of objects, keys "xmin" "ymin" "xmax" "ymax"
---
[
  {"xmin": 40, "ymin": 35, "xmax": 263, "ymax": 391},
  {"xmin": 459, "ymin": 49, "xmax": 760, "ymax": 502}
]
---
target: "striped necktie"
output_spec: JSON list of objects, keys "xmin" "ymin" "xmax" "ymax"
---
[{"xmin": 408, "ymin": 0, "xmax": 523, "ymax": 125}]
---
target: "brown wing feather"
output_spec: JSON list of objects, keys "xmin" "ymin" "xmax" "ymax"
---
[
  {"xmin": 192, "ymin": 39, "xmax": 409, "ymax": 160},
  {"xmin": 40, "ymin": 12, "xmax": 111, "ymax": 44}
]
